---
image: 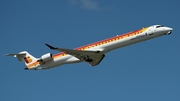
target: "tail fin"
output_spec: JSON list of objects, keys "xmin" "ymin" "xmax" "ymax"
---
[{"xmin": 5, "ymin": 51, "xmax": 38, "ymax": 66}]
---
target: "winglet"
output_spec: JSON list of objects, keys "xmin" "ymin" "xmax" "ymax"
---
[{"xmin": 45, "ymin": 43, "xmax": 58, "ymax": 50}]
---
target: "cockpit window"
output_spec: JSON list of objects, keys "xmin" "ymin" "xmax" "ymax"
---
[{"xmin": 156, "ymin": 25, "xmax": 164, "ymax": 28}]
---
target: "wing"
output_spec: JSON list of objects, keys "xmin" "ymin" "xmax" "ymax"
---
[{"xmin": 45, "ymin": 43, "xmax": 105, "ymax": 66}]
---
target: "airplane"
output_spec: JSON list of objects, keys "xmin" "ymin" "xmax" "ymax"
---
[{"xmin": 5, "ymin": 25, "xmax": 173, "ymax": 70}]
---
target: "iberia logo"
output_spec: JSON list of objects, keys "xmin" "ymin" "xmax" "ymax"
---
[{"xmin": 24, "ymin": 56, "xmax": 32, "ymax": 64}]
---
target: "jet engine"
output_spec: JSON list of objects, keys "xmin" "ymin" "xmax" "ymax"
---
[{"xmin": 39, "ymin": 53, "xmax": 53, "ymax": 62}]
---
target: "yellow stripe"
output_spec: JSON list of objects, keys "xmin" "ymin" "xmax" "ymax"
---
[{"xmin": 52, "ymin": 27, "xmax": 149, "ymax": 60}]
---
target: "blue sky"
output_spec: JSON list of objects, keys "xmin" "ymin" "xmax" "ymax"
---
[{"xmin": 1, "ymin": 0, "xmax": 180, "ymax": 101}]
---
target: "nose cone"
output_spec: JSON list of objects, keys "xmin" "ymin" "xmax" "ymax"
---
[
  {"xmin": 164, "ymin": 27, "xmax": 173, "ymax": 31},
  {"xmin": 164, "ymin": 27, "xmax": 173, "ymax": 35}
]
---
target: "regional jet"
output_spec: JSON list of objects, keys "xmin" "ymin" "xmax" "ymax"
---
[{"xmin": 5, "ymin": 25, "xmax": 173, "ymax": 70}]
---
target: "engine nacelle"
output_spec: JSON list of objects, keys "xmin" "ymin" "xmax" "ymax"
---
[{"xmin": 40, "ymin": 53, "xmax": 52, "ymax": 62}]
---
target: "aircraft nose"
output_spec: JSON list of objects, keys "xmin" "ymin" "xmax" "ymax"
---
[
  {"xmin": 164, "ymin": 27, "xmax": 173, "ymax": 31},
  {"xmin": 164, "ymin": 27, "xmax": 173, "ymax": 35}
]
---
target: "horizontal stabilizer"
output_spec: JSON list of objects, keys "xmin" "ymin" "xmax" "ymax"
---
[
  {"xmin": 5, "ymin": 51, "xmax": 38, "ymax": 68},
  {"xmin": 5, "ymin": 53, "xmax": 26, "ymax": 57},
  {"xmin": 5, "ymin": 53, "xmax": 26, "ymax": 61}
]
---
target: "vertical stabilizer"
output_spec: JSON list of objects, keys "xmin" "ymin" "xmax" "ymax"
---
[{"xmin": 5, "ymin": 51, "xmax": 38, "ymax": 66}]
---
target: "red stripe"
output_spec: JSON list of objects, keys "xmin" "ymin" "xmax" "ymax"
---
[{"xmin": 52, "ymin": 28, "xmax": 143, "ymax": 58}]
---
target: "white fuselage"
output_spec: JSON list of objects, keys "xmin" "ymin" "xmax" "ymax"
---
[{"xmin": 29, "ymin": 25, "xmax": 172, "ymax": 70}]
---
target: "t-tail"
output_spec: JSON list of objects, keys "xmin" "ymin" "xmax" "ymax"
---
[{"xmin": 5, "ymin": 51, "xmax": 38, "ymax": 70}]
